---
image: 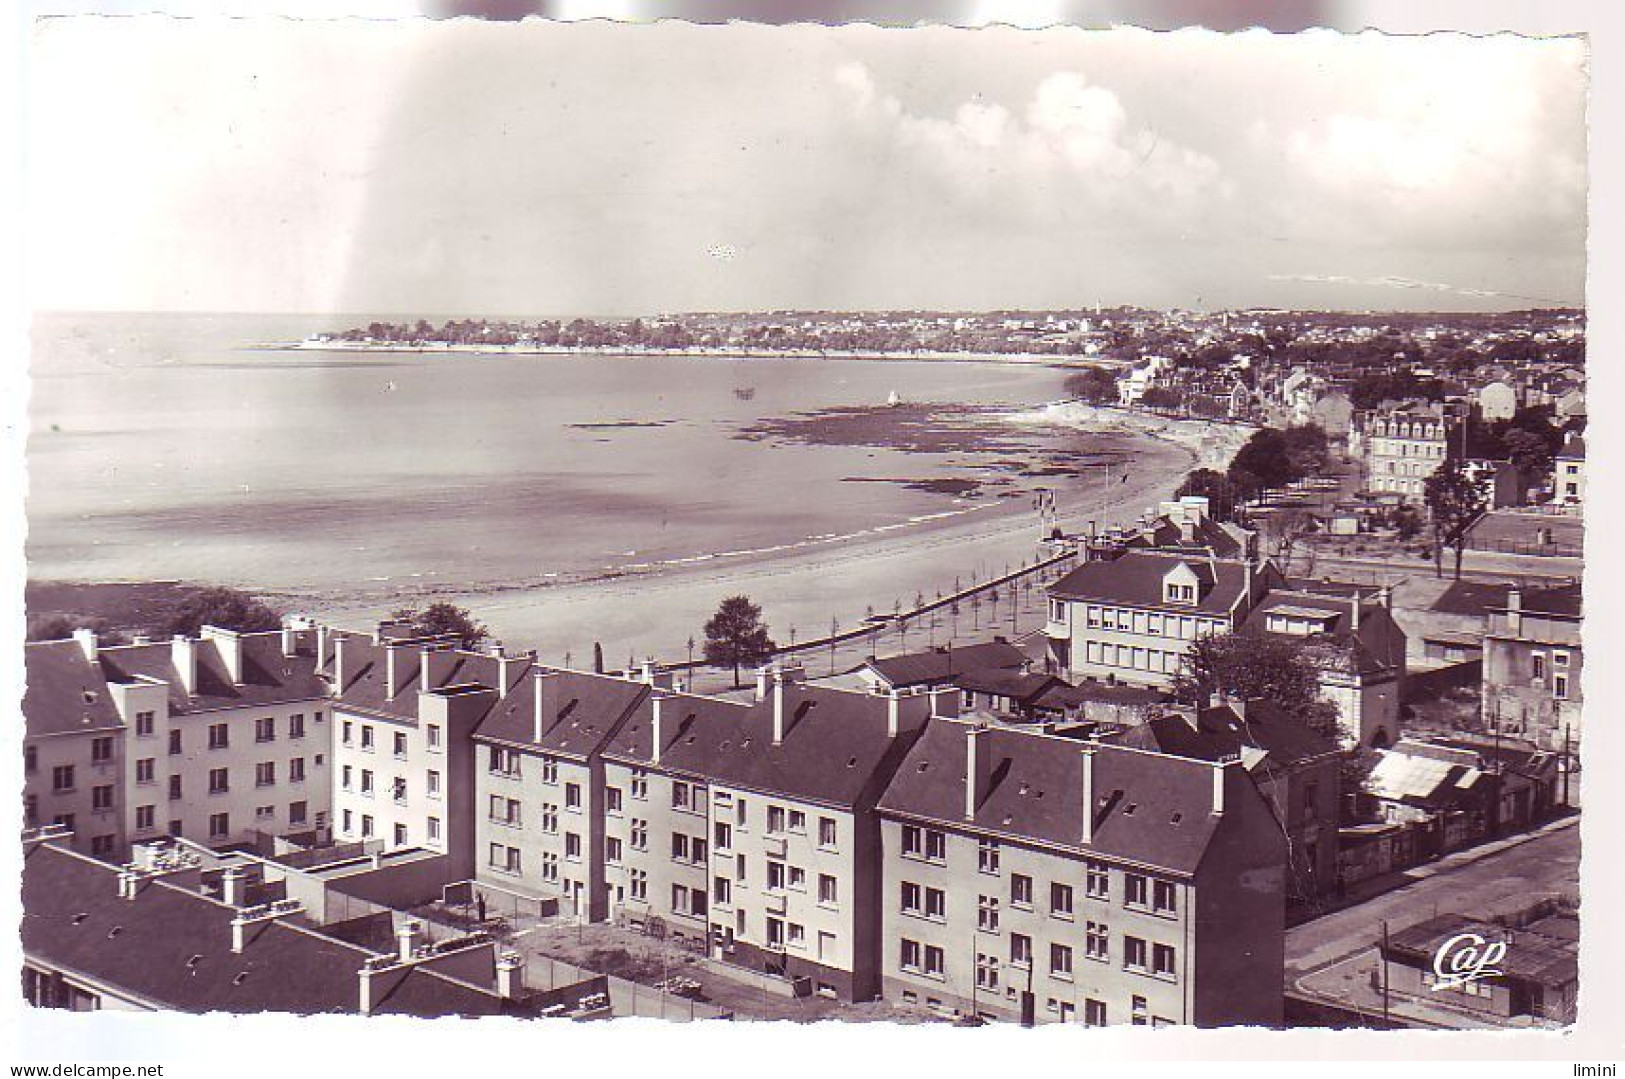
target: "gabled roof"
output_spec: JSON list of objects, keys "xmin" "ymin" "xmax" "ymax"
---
[
  {"xmin": 1384, "ymin": 914, "xmax": 1576, "ymax": 988},
  {"xmin": 951, "ymin": 668, "xmax": 1066, "ymax": 705},
  {"xmin": 1431, "ymin": 580, "xmax": 1512, "ymax": 617},
  {"xmin": 323, "ymin": 636, "xmax": 513, "ymax": 722},
  {"xmin": 1557, "ymin": 433, "xmax": 1585, "ymax": 460},
  {"xmin": 98, "ymin": 633, "xmax": 328, "ymax": 715},
  {"xmin": 1047, "ymin": 551, "xmax": 1255, "ymax": 614},
  {"xmin": 604, "ymin": 683, "xmax": 922, "ymax": 809},
  {"xmin": 1241, "ymin": 589, "xmax": 1407, "ymax": 678},
  {"xmin": 1365, "ymin": 741, "xmax": 1486, "ymax": 808},
  {"xmin": 1510, "ymin": 582, "xmax": 1583, "ymax": 619},
  {"xmin": 1111, "ymin": 700, "xmax": 1341, "ymax": 770},
  {"xmin": 474, "ymin": 671, "xmax": 647, "ymax": 760},
  {"xmin": 21, "ymin": 841, "xmax": 507, "ymax": 1016},
  {"xmin": 877, "ymin": 717, "xmax": 1243, "ymax": 875},
  {"xmin": 864, "ymin": 641, "xmax": 1027, "ymax": 690},
  {"xmin": 23, "ymin": 640, "xmax": 123, "ymax": 738}
]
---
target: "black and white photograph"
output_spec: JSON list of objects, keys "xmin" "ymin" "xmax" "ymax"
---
[{"xmin": 6, "ymin": 0, "xmax": 1617, "ymax": 1068}]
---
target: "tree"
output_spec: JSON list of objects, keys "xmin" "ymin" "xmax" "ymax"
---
[
  {"xmin": 1502, "ymin": 427, "xmax": 1553, "ymax": 480},
  {"xmin": 402, "ymin": 602, "xmax": 489, "ymax": 648},
  {"xmin": 1172, "ymin": 632, "xmax": 1341, "ymax": 739},
  {"xmin": 1228, "ymin": 428, "xmax": 1297, "ymax": 493},
  {"xmin": 1423, "ymin": 460, "xmax": 1487, "ymax": 580},
  {"xmin": 1175, "ymin": 467, "xmax": 1240, "ymax": 521},
  {"xmin": 1062, "ymin": 366, "xmax": 1118, "ymax": 405},
  {"xmin": 703, "ymin": 595, "xmax": 776, "ymax": 687},
  {"xmin": 162, "ymin": 587, "xmax": 282, "ymax": 638},
  {"xmin": 1258, "ymin": 508, "xmax": 1315, "ymax": 575}
]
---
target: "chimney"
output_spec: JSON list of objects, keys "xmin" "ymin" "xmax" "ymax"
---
[
  {"xmin": 1244, "ymin": 557, "xmax": 1254, "ymax": 601},
  {"xmin": 231, "ymin": 914, "xmax": 250, "ymax": 954},
  {"xmin": 203, "ymin": 627, "xmax": 245, "ymax": 685},
  {"xmin": 887, "ymin": 689, "xmax": 902, "ymax": 738},
  {"xmin": 495, "ymin": 950, "xmax": 526, "ymax": 999},
  {"xmin": 928, "ymin": 685, "xmax": 962, "ymax": 719},
  {"xmin": 964, "ymin": 725, "xmax": 990, "ymax": 821},
  {"xmin": 316, "ymin": 623, "xmax": 330, "ymax": 668},
  {"xmin": 333, "ymin": 635, "xmax": 349, "ymax": 693},
  {"xmin": 73, "ymin": 627, "xmax": 98, "ymax": 662},
  {"xmin": 1080, "ymin": 747, "xmax": 1096, "ymax": 845},
  {"xmin": 421, "ymin": 647, "xmax": 439, "ymax": 693},
  {"xmin": 221, "ymin": 865, "xmax": 248, "ymax": 907},
  {"xmin": 755, "ymin": 667, "xmax": 772, "ymax": 703},
  {"xmin": 1212, "ymin": 761, "xmax": 1229, "ymax": 816},
  {"xmin": 1507, "ymin": 587, "xmax": 1523, "ymax": 636},
  {"xmin": 533, "ymin": 670, "xmax": 547, "ymax": 743},
  {"xmin": 1379, "ymin": 584, "xmax": 1392, "ymax": 609},
  {"xmin": 397, "ymin": 919, "xmax": 424, "ymax": 962},
  {"xmin": 772, "ymin": 670, "xmax": 788, "ymax": 747},
  {"xmin": 385, "ymin": 645, "xmax": 402, "ymax": 701},
  {"xmin": 281, "ymin": 624, "xmax": 298, "ymax": 657},
  {"xmin": 171, "ymin": 636, "xmax": 198, "ymax": 696},
  {"xmin": 650, "ymin": 693, "xmax": 666, "ymax": 765},
  {"xmin": 497, "ymin": 650, "xmax": 522, "ymax": 693},
  {"xmin": 117, "ymin": 869, "xmax": 138, "ymax": 900},
  {"xmin": 640, "ymin": 658, "xmax": 658, "ymax": 686},
  {"xmin": 1350, "ymin": 591, "xmax": 1362, "ymax": 632}
]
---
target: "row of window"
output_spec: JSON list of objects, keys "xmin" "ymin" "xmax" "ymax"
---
[
  {"xmin": 193, "ymin": 759, "xmax": 314, "ymax": 794},
  {"xmin": 344, "ymin": 719, "xmax": 440, "ymax": 755},
  {"xmin": 903, "ymin": 933, "xmax": 1177, "ymax": 983},
  {"xmin": 340, "ymin": 809, "xmax": 439, "ymax": 846},
  {"xmin": 1083, "ymin": 640, "xmax": 1185, "ymax": 676},
  {"xmin": 342, "ymin": 766, "xmax": 431, "ymax": 802},
  {"xmin": 1076, "ymin": 606, "xmax": 1222, "ymax": 640},
  {"xmin": 898, "ymin": 830, "xmax": 1178, "ymax": 912}
]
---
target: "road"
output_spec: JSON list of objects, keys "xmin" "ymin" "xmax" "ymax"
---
[{"xmin": 1286, "ymin": 819, "xmax": 1580, "ymax": 978}]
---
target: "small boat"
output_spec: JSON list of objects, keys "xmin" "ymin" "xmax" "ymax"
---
[{"xmin": 886, "ymin": 389, "xmax": 902, "ymax": 407}]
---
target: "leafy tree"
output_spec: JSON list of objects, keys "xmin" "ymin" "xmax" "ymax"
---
[
  {"xmin": 1423, "ymin": 460, "xmax": 1488, "ymax": 580},
  {"xmin": 703, "ymin": 595, "xmax": 776, "ymax": 687},
  {"xmin": 1390, "ymin": 503, "xmax": 1424, "ymax": 540},
  {"xmin": 1138, "ymin": 386, "xmax": 1181, "ymax": 411},
  {"xmin": 1172, "ymin": 632, "xmax": 1341, "ymax": 739},
  {"xmin": 1175, "ymin": 467, "xmax": 1240, "ymax": 521},
  {"xmin": 1279, "ymin": 424, "xmax": 1329, "ymax": 479},
  {"xmin": 162, "ymin": 587, "xmax": 282, "ymax": 638},
  {"xmin": 1228, "ymin": 428, "xmax": 1297, "ymax": 492},
  {"xmin": 389, "ymin": 602, "xmax": 489, "ymax": 648},
  {"xmin": 1502, "ymin": 427, "xmax": 1553, "ymax": 479},
  {"xmin": 1063, "ymin": 367, "xmax": 1118, "ymax": 405},
  {"xmin": 26, "ymin": 613, "xmax": 78, "ymax": 642}
]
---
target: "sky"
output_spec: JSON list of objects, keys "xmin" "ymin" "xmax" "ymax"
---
[{"xmin": 25, "ymin": 18, "xmax": 1589, "ymax": 315}]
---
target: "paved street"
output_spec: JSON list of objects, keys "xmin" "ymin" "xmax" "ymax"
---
[{"xmin": 1286, "ymin": 818, "xmax": 1580, "ymax": 978}]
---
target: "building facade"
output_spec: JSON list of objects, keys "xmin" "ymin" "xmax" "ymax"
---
[
  {"xmin": 1480, "ymin": 585, "xmax": 1583, "ymax": 752},
  {"xmin": 1357, "ymin": 408, "xmax": 1459, "ymax": 499}
]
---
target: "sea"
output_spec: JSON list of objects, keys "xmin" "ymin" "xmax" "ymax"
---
[{"xmin": 25, "ymin": 312, "xmax": 1188, "ymax": 660}]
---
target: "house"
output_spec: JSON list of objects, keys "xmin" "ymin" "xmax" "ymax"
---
[
  {"xmin": 1475, "ymin": 381, "xmax": 1519, "ymax": 422},
  {"xmin": 1044, "ymin": 551, "xmax": 1279, "ymax": 689},
  {"xmin": 1379, "ymin": 912, "xmax": 1577, "ymax": 1026},
  {"xmin": 1480, "ymin": 584, "xmax": 1582, "ymax": 752},
  {"xmin": 874, "ymin": 717, "xmax": 1287, "ymax": 1026},
  {"xmin": 1308, "ymin": 391, "xmax": 1354, "ymax": 439},
  {"xmin": 1094, "ymin": 498, "xmax": 1257, "ymax": 562},
  {"xmin": 22, "ymin": 625, "xmax": 332, "ymax": 861},
  {"xmin": 1107, "ymin": 699, "xmax": 1343, "ymax": 903},
  {"xmin": 1553, "ymin": 433, "xmax": 1585, "ymax": 507},
  {"xmin": 1461, "ymin": 458, "xmax": 1529, "ymax": 509},
  {"xmin": 1240, "ymin": 587, "xmax": 1407, "ymax": 748},
  {"xmin": 855, "ymin": 640, "xmax": 1029, "ymax": 694},
  {"xmin": 1355, "ymin": 407, "xmax": 1459, "ymax": 500}
]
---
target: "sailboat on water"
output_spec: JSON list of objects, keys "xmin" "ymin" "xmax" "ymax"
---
[{"xmin": 886, "ymin": 389, "xmax": 902, "ymax": 407}]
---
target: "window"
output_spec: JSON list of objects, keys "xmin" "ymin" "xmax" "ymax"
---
[
  {"xmin": 23, "ymin": 795, "xmax": 36, "ymax": 827},
  {"xmin": 900, "ymin": 939, "xmax": 922, "ymax": 972},
  {"xmin": 788, "ymin": 809, "xmax": 806, "ymax": 833},
  {"xmin": 1010, "ymin": 933, "xmax": 1032, "ymax": 967},
  {"xmin": 392, "ymin": 732, "xmax": 408, "ymax": 759},
  {"xmin": 629, "ymin": 869, "xmax": 648, "ymax": 901},
  {"xmin": 672, "ymin": 833, "xmax": 692, "ymax": 862},
  {"xmin": 488, "ymin": 844, "xmax": 520, "ymax": 873},
  {"xmin": 289, "ymin": 801, "xmax": 307, "ymax": 825},
  {"xmin": 342, "ymin": 809, "xmax": 352, "ymax": 833},
  {"xmin": 1085, "ymin": 999, "xmax": 1107, "ymax": 1027},
  {"xmin": 672, "ymin": 781, "xmax": 693, "ymax": 811},
  {"xmin": 53, "ymin": 813, "xmax": 75, "ymax": 833},
  {"xmin": 1050, "ymin": 599, "xmax": 1066, "ymax": 622},
  {"xmin": 925, "ymin": 886, "xmax": 946, "ymax": 920},
  {"xmin": 978, "ymin": 895, "xmax": 999, "ymax": 933},
  {"xmin": 394, "ymin": 823, "xmax": 408, "ymax": 846},
  {"xmin": 1152, "ymin": 880, "xmax": 1178, "ymax": 915},
  {"xmin": 360, "ymin": 769, "xmax": 374, "ymax": 795},
  {"xmin": 168, "ymin": 775, "xmax": 183, "ymax": 801},
  {"xmin": 255, "ymin": 762, "xmax": 276, "ymax": 788},
  {"xmin": 630, "ymin": 819, "xmax": 648, "ymax": 850},
  {"xmin": 289, "ymin": 713, "xmax": 305, "ymax": 740},
  {"xmin": 426, "ymin": 816, "xmax": 440, "ymax": 842},
  {"xmin": 52, "ymin": 765, "xmax": 74, "ymax": 792},
  {"xmin": 565, "ymin": 782, "xmax": 583, "ymax": 811},
  {"xmin": 1050, "ymin": 943, "xmax": 1074, "ymax": 979},
  {"xmin": 209, "ymin": 812, "xmax": 230, "ymax": 838},
  {"xmin": 1085, "ymin": 922, "xmax": 1109, "ymax": 962},
  {"xmin": 630, "ymin": 769, "xmax": 649, "ymax": 800},
  {"xmin": 24, "ymin": 746, "xmax": 36, "ymax": 775},
  {"xmin": 255, "ymin": 718, "xmax": 276, "ymax": 743},
  {"xmin": 91, "ymin": 835, "xmax": 116, "ymax": 857},
  {"xmin": 924, "ymin": 945, "xmax": 945, "ymax": 977},
  {"xmin": 209, "ymin": 768, "xmax": 229, "ymax": 794},
  {"xmin": 1051, "ymin": 882, "xmax": 1074, "ymax": 919},
  {"xmin": 491, "ymin": 796, "xmax": 522, "ymax": 825},
  {"xmin": 1125, "ymin": 872, "xmax": 1149, "ymax": 908},
  {"xmin": 1011, "ymin": 873, "xmax": 1033, "ymax": 908},
  {"xmin": 713, "ymin": 874, "xmax": 730, "ymax": 904},
  {"xmin": 426, "ymin": 723, "xmax": 441, "ymax": 750},
  {"xmin": 392, "ymin": 777, "xmax": 407, "ymax": 804},
  {"xmin": 606, "ymin": 837, "xmax": 623, "ymax": 865},
  {"xmin": 1153, "ymin": 943, "xmax": 1177, "ymax": 979},
  {"xmin": 768, "ymin": 860, "xmax": 788, "ymax": 891},
  {"xmin": 360, "ymin": 726, "xmax": 375, "ymax": 751},
  {"xmin": 606, "ymin": 787, "xmax": 623, "ymax": 815},
  {"xmin": 767, "ymin": 916, "xmax": 786, "ymax": 949},
  {"xmin": 135, "ymin": 711, "xmax": 155, "ymax": 737},
  {"xmin": 168, "ymin": 730, "xmax": 182, "ymax": 756},
  {"xmin": 902, "ymin": 825, "xmax": 923, "ymax": 858},
  {"xmin": 818, "ymin": 874, "xmax": 838, "ymax": 906},
  {"xmin": 1555, "ymin": 673, "xmax": 1570, "ymax": 700},
  {"xmin": 768, "ymin": 805, "xmax": 786, "ymax": 833},
  {"xmin": 538, "ymin": 803, "xmax": 557, "ymax": 832},
  {"xmin": 136, "ymin": 758, "xmax": 155, "ymax": 784},
  {"xmin": 715, "ymin": 821, "xmax": 732, "ymax": 850},
  {"xmin": 901, "ymin": 881, "xmax": 922, "ymax": 915},
  {"xmin": 342, "ymin": 720, "xmax": 353, "ymax": 745},
  {"xmin": 91, "ymin": 784, "xmax": 114, "ymax": 810},
  {"xmin": 1532, "ymin": 652, "xmax": 1547, "ymax": 679},
  {"xmin": 1125, "ymin": 935, "xmax": 1149, "ymax": 971},
  {"xmin": 290, "ymin": 757, "xmax": 306, "ymax": 783},
  {"xmin": 977, "ymin": 839, "xmax": 1000, "ymax": 874},
  {"xmin": 541, "ymin": 853, "xmax": 559, "ymax": 882},
  {"xmin": 1131, "ymin": 995, "xmax": 1149, "ymax": 1026},
  {"xmin": 818, "ymin": 817, "xmax": 838, "ymax": 850},
  {"xmin": 540, "ymin": 757, "xmax": 559, "ymax": 784},
  {"xmin": 488, "ymin": 747, "xmax": 520, "ymax": 776},
  {"xmin": 565, "ymin": 832, "xmax": 582, "ymax": 861},
  {"xmin": 341, "ymin": 765, "xmax": 353, "ymax": 790},
  {"xmin": 208, "ymin": 724, "xmax": 229, "ymax": 750},
  {"xmin": 135, "ymin": 805, "xmax": 155, "ymax": 831},
  {"xmin": 427, "ymin": 770, "xmax": 441, "ymax": 798},
  {"xmin": 361, "ymin": 814, "xmax": 374, "ymax": 838},
  {"xmin": 92, "ymin": 736, "xmax": 114, "ymax": 763},
  {"xmin": 976, "ymin": 953, "xmax": 1000, "ymax": 990}
]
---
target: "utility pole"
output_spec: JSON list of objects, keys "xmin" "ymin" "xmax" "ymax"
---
[
  {"xmin": 1562, "ymin": 723, "xmax": 1572, "ymax": 809},
  {"xmin": 1380, "ymin": 920, "xmax": 1392, "ymax": 1027}
]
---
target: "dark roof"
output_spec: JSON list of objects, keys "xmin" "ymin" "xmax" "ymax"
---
[
  {"xmin": 1384, "ymin": 914, "xmax": 1576, "ymax": 988},
  {"xmin": 1401, "ymin": 736, "xmax": 1560, "ymax": 779},
  {"xmin": 1111, "ymin": 700, "xmax": 1340, "ymax": 769},
  {"xmin": 324, "ymin": 636, "xmax": 514, "ymax": 722},
  {"xmin": 98, "ymin": 633, "xmax": 328, "ymax": 715},
  {"xmin": 23, "ymin": 640, "xmax": 123, "ymax": 738},
  {"xmin": 1119, "ymin": 516, "xmax": 1250, "ymax": 559},
  {"xmin": 877, "ymin": 717, "xmax": 1241, "ymax": 875},
  {"xmin": 865, "ymin": 642, "xmax": 1027, "ymax": 689},
  {"xmin": 474, "ymin": 671, "xmax": 647, "ymax": 759},
  {"xmin": 1558, "ymin": 433, "xmax": 1585, "ymax": 459},
  {"xmin": 1241, "ymin": 589, "xmax": 1407, "ymax": 678},
  {"xmin": 951, "ymin": 668, "xmax": 1065, "ymax": 705},
  {"xmin": 1039, "ymin": 681, "xmax": 1166, "ymax": 707},
  {"xmin": 1511, "ymin": 582, "xmax": 1583, "ymax": 619},
  {"xmin": 604, "ymin": 683, "xmax": 921, "ymax": 809},
  {"xmin": 21, "ymin": 841, "xmax": 506, "ymax": 1016},
  {"xmin": 1431, "ymin": 580, "xmax": 1512, "ymax": 617},
  {"xmin": 1047, "ymin": 551, "xmax": 1254, "ymax": 614}
]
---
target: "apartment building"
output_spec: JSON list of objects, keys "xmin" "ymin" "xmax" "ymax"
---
[
  {"xmin": 1481, "ymin": 584, "xmax": 1583, "ymax": 752},
  {"xmin": 471, "ymin": 669, "xmax": 649, "ymax": 920},
  {"xmin": 1355, "ymin": 407, "xmax": 1459, "ymax": 499},
  {"xmin": 600, "ymin": 666, "xmax": 957, "ymax": 1000},
  {"xmin": 22, "ymin": 637, "xmax": 130, "ymax": 860},
  {"xmin": 326, "ymin": 630, "xmax": 520, "ymax": 876},
  {"xmin": 875, "ymin": 717, "xmax": 1287, "ymax": 1027},
  {"xmin": 22, "ymin": 625, "xmax": 332, "ymax": 859},
  {"xmin": 1240, "ymin": 587, "xmax": 1407, "ymax": 748},
  {"xmin": 1043, "ymin": 551, "xmax": 1278, "ymax": 688}
]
